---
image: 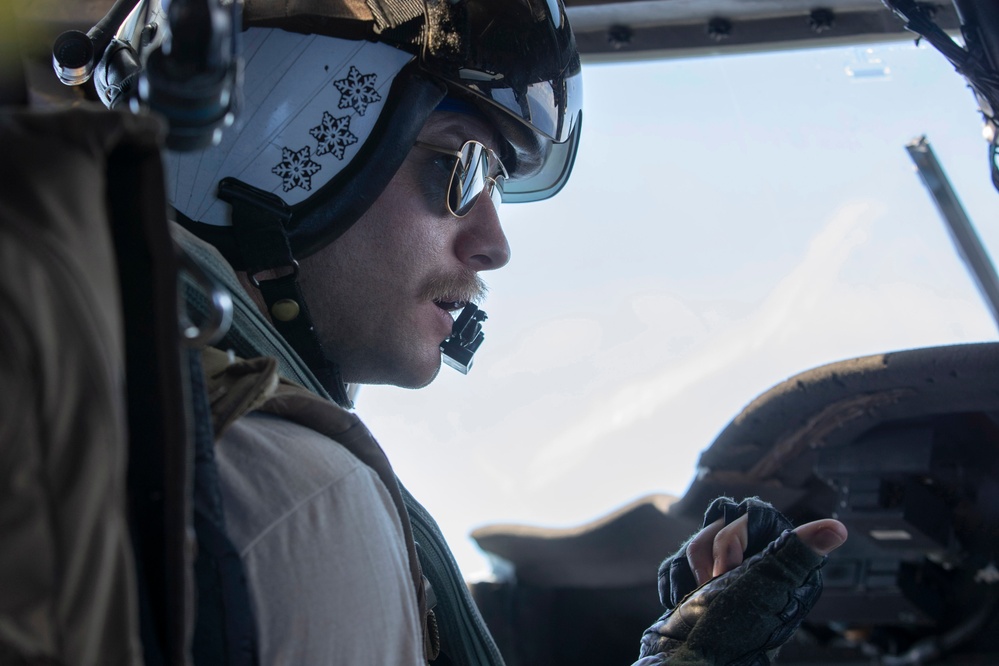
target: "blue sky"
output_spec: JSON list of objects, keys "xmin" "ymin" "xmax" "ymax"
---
[{"xmin": 359, "ymin": 39, "xmax": 999, "ymax": 577}]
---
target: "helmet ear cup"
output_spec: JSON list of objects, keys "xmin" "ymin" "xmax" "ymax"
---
[
  {"xmin": 175, "ymin": 66, "xmax": 445, "ymax": 271},
  {"xmin": 165, "ymin": 31, "xmax": 441, "ymax": 265}
]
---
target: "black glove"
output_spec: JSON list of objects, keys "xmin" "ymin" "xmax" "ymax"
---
[
  {"xmin": 639, "ymin": 498, "xmax": 826, "ymax": 665},
  {"xmin": 658, "ymin": 496, "xmax": 795, "ymax": 610}
]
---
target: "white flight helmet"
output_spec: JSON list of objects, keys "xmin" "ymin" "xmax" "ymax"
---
[{"xmin": 95, "ymin": 0, "xmax": 583, "ymax": 403}]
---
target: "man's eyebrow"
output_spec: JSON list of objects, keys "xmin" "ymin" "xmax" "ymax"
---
[{"xmin": 420, "ymin": 116, "xmax": 501, "ymax": 150}]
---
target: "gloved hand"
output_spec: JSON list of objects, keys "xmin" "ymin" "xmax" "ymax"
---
[
  {"xmin": 659, "ymin": 497, "xmax": 795, "ymax": 610},
  {"xmin": 637, "ymin": 497, "xmax": 839, "ymax": 666}
]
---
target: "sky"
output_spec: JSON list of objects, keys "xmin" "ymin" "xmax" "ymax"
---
[{"xmin": 356, "ymin": 39, "xmax": 999, "ymax": 577}]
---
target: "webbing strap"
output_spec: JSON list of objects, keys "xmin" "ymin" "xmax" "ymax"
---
[{"xmin": 218, "ymin": 178, "xmax": 353, "ymax": 407}]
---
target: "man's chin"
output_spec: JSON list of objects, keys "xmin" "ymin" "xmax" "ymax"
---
[
  {"xmin": 399, "ymin": 358, "xmax": 442, "ymax": 390},
  {"xmin": 347, "ymin": 355, "xmax": 442, "ymax": 390}
]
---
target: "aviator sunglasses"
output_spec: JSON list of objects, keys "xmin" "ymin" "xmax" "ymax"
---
[{"xmin": 414, "ymin": 140, "xmax": 508, "ymax": 218}]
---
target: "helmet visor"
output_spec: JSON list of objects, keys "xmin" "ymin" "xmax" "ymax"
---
[{"xmin": 421, "ymin": 0, "xmax": 582, "ymax": 145}]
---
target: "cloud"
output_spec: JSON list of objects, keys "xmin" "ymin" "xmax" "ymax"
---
[
  {"xmin": 489, "ymin": 317, "xmax": 604, "ymax": 377},
  {"xmin": 522, "ymin": 200, "xmax": 881, "ymax": 490}
]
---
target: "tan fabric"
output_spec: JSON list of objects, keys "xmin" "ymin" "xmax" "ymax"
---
[
  {"xmin": 215, "ymin": 413, "xmax": 426, "ymax": 664},
  {"xmin": 202, "ymin": 347, "xmax": 438, "ymax": 661},
  {"xmin": 245, "ymin": 0, "xmax": 374, "ymax": 22},
  {"xmin": 202, "ymin": 348, "xmax": 281, "ymax": 437},
  {"xmin": 258, "ymin": 382, "xmax": 441, "ymax": 661},
  {"xmin": 242, "ymin": 0, "xmax": 424, "ymax": 39},
  {"xmin": 0, "ymin": 107, "xmax": 150, "ymax": 665}
]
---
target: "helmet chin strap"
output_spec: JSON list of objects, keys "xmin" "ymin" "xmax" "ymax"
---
[{"xmin": 219, "ymin": 177, "xmax": 354, "ymax": 409}]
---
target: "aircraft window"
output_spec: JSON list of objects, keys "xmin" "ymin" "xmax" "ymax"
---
[{"xmin": 363, "ymin": 39, "xmax": 999, "ymax": 578}]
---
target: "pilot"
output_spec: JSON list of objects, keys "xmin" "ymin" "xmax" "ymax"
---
[{"xmin": 103, "ymin": 0, "xmax": 848, "ymax": 662}]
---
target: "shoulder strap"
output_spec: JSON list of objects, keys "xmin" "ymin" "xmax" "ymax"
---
[
  {"xmin": 401, "ymin": 487, "xmax": 507, "ymax": 666},
  {"xmin": 188, "ymin": 349, "xmax": 259, "ymax": 666}
]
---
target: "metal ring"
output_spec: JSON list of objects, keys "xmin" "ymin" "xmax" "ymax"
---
[
  {"xmin": 176, "ymin": 246, "xmax": 234, "ymax": 347},
  {"xmin": 249, "ymin": 259, "xmax": 300, "ymax": 288}
]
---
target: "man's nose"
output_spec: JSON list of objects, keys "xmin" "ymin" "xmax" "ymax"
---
[{"xmin": 455, "ymin": 198, "xmax": 511, "ymax": 271}]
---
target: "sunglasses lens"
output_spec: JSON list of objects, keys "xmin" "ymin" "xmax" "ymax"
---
[{"xmin": 450, "ymin": 142, "xmax": 491, "ymax": 216}]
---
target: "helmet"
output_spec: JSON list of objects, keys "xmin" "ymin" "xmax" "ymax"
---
[
  {"xmin": 94, "ymin": 0, "xmax": 582, "ymax": 404},
  {"xmin": 102, "ymin": 0, "xmax": 582, "ymax": 266}
]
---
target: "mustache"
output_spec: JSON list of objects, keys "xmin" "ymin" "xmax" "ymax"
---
[{"xmin": 420, "ymin": 271, "xmax": 488, "ymax": 305}]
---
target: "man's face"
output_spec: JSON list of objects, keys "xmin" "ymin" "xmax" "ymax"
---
[{"xmin": 297, "ymin": 112, "xmax": 512, "ymax": 388}]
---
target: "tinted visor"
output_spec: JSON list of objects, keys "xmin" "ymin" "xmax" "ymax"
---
[{"xmin": 421, "ymin": 0, "xmax": 582, "ymax": 144}]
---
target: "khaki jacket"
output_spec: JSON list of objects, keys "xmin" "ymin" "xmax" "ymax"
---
[{"xmin": 0, "ymin": 108, "xmax": 154, "ymax": 666}]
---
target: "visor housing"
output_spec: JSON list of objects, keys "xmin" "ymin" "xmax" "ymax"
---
[{"xmin": 419, "ymin": 0, "xmax": 583, "ymax": 202}]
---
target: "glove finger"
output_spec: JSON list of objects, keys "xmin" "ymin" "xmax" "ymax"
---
[
  {"xmin": 708, "ymin": 496, "xmax": 794, "ymax": 558},
  {"xmin": 661, "ymin": 550, "xmax": 699, "ymax": 609},
  {"xmin": 657, "ymin": 497, "xmax": 737, "ymax": 608},
  {"xmin": 659, "ymin": 496, "xmax": 792, "ymax": 609},
  {"xmin": 743, "ymin": 498, "xmax": 794, "ymax": 558}
]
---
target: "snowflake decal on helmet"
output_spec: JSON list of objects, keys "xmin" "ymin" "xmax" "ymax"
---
[
  {"xmin": 333, "ymin": 66, "xmax": 382, "ymax": 116},
  {"xmin": 309, "ymin": 111, "xmax": 359, "ymax": 160},
  {"xmin": 271, "ymin": 146, "xmax": 322, "ymax": 192}
]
